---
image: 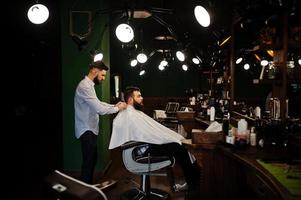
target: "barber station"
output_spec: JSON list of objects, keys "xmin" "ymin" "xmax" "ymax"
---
[{"xmin": 11, "ymin": 0, "xmax": 301, "ymax": 200}]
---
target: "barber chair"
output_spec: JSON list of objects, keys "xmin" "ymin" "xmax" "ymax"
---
[
  {"xmin": 45, "ymin": 170, "xmax": 108, "ymax": 200},
  {"xmin": 121, "ymin": 141, "xmax": 175, "ymax": 200}
]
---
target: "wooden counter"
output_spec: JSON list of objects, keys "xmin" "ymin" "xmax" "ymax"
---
[{"xmin": 182, "ymin": 139, "xmax": 301, "ymax": 200}]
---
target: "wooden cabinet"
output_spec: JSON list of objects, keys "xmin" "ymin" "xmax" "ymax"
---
[
  {"xmin": 216, "ymin": 146, "xmax": 300, "ymax": 200},
  {"xmin": 184, "ymin": 140, "xmax": 301, "ymax": 200},
  {"xmin": 246, "ymin": 172, "xmax": 282, "ymax": 200}
]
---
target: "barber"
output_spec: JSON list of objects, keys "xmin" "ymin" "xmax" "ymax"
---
[{"xmin": 74, "ymin": 61, "xmax": 127, "ymax": 184}]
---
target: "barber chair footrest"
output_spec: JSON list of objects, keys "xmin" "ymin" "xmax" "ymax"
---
[{"xmin": 121, "ymin": 188, "xmax": 170, "ymax": 200}]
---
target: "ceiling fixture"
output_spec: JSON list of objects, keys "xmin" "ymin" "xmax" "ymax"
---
[
  {"xmin": 158, "ymin": 64, "xmax": 165, "ymax": 71},
  {"xmin": 139, "ymin": 69, "xmax": 146, "ymax": 76},
  {"xmin": 243, "ymin": 63, "xmax": 250, "ymax": 70},
  {"xmin": 182, "ymin": 64, "xmax": 188, "ymax": 71},
  {"xmin": 192, "ymin": 57, "xmax": 200, "ymax": 64},
  {"xmin": 27, "ymin": 3, "xmax": 49, "ymax": 24},
  {"xmin": 137, "ymin": 53, "xmax": 148, "ymax": 63},
  {"xmin": 194, "ymin": 5, "xmax": 210, "ymax": 27},
  {"xmin": 267, "ymin": 50, "xmax": 274, "ymax": 57},
  {"xmin": 115, "ymin": 23, "xmax": 134, "ymax": 43},
  {"xmin": 260, "ymin": 60, "xmax": 269, "ymax": 67},
  {"xmin": 176, "ymin": 51, "xmax": 185, "ymax": 62},
  {"xmin": 254, "ymin": 54, "xmax": 261, "ymax": 61},
  {"xmin": 236, "ymin": 57, "xmax": 243, "ymax": 64},
  {"xmin": 93, "ymin": 52, "xmax": 103, "ymax": 62},
  {"xmin": 128, "ymin": 9, "xmax": 152, "ymax": 18},
  {"xmin": 130, "ymin": 59, "xmax": 138, "ymax": 67},
  {"xmin": 218, "ymin": 36, "xmax": 231, "ymax": 47}
]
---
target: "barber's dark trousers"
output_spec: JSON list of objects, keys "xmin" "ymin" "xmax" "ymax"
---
[
  {"xmin": 80, "ymin": 131, "xmax": 97, "ymax": 184},
  {"xmin": 148, "ymin": 143, "xmax": 200, "ymax": 187}
]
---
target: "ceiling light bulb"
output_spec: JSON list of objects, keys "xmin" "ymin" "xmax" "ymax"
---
[
  {"xmin": 244, "ymin": 63, "xmax": 250, "ymax": 70},
  {"xmin": 176, "ymin": 51, "xmax": 185, "ymax": 62},
  {"xmin": 158, "ymin": 64, "xmax": 165, "ymax": 71},
  {"xmin": 192, "ymin": 58, "xmax": 200, "ymax": 64},
  {"xmin": 236, "ymin": 57, "xmax": 242, "ymax": 64},
  {"xmin": 260, "ymin": 60, "xmax": 269, "ymax": 67},
  {"xmin": 93, "ymin": 53, "xmax": 103, "ymax": 62},
  {"xmin": 194, "ymin": 5, "xmax": 210, "ymax": 27},
  {"xmin": 298, "ymin": 59, "xmax": 301, "ymax": 66},
  {"xmin": 115, "ymin": 24, "xmax": 134, "ymax": 43},
  {"xmin": 137, "ymin": 53, "xmax": 147, "ymax": 63},
  {"xmin": 139, "ymin": 70, "xmax": 145, "ymax": 76},
  {"xmin": 130, "ymin": 59, "xmax": 138, "ymax": 67},
  {"xmin": 27, "ymin": 4, "xmax": 49, "ymax": 24},
  {"xmin": 160, "ymin": 60, "xmax": 168, "ymax": 66},
  {"xmin": 182, "ymin": 64, "xmax": 188, "ymax": 71}
]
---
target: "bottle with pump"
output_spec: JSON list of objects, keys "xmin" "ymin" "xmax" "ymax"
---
[
  {"xmin": 210, "ymin": 106, "xmax": 215, "ymax": 121},
  {"xmin": 250, "ymin": 127, "xmax": 256, "ymax": 146}
]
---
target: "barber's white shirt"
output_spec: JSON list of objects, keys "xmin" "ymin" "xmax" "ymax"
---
[
  {"xmin": 74, "ymin": 76, "xmax": 118, "ymax": 139},
  {"xmin": 109, "ymin": 105, "xmax": 184, "ymax": 149}
]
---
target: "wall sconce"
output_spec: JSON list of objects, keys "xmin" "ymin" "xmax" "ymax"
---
[
  {"xmin": 27, "ymin": 3, "xmax": 49, "ymax": 24},
  {"xmin": 72, "ymin": 35, "xmax": 88, "ymax": 51},
  {"xmin": 69, "ymin": 10, "xmax": 92, "ymax": 51}
]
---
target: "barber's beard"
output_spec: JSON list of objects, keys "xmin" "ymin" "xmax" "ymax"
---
[
  {"xmin": 93, "ymin": 77, "xmax": 100, "ymax": 85},
  {"xmin": 133, "ymin": 101, "xmax": 144, "ymax": 111}
]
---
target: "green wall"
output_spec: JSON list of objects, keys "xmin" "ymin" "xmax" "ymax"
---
[{"xmin": 61, "ymin": 0, "xmax": 110, "ymax": 171}]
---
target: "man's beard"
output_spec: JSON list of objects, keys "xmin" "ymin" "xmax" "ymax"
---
[
  {"xmin": 93, "ymin": 77, "xmax": 100, "ymax": 85},
  {"xmin": 133, "ymin": 100, "xmax": 144, "ymax": 111}
]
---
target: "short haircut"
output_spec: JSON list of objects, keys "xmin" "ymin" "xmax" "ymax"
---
[
  {"xmin": 89, "ymin": 61, "xmax": 109, "ymax": 71},
  {"xmin": 124, "ymin": 86, "xmax": 140, "ymax": 103}
]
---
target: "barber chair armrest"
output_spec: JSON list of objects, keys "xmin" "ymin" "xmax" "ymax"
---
[
  {"xmin": 121, "ymin": 141, "xmax": 147, "ymax": 150},
  {"xmin": 136, "ymin": 156, "xmax": 172, "ymax": 164}
]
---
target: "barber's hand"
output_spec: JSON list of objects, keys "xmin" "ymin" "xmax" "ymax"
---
[{"xmin": 116, "ymin": 101, "xmax": 127, "ymax": 111}]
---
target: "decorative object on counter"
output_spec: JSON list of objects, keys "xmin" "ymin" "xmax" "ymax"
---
[
  {"xmin": 250, "ymin": 127, "xmax": 256, "ymax": 146},
  {"xmin": 269, "ymin": 97, "xmax": 281, "ymax": 120},
  {"xmin": 190, "ymin": 96, "xmax": 196, "ymax": 105},
  {"xmin": 235, "ymin": 119, "xmax": 249, "ymax": 149},
  {"xmin": 254, "ymin": 106, "xmax": 261, "ymax": 119},
  {"xmin": 210, "ymin": 106, "xmax": 215, "ymax": 121},
  {"xmin": 191, "ymin": 128, "xmax": 224, "ymax": 149}
]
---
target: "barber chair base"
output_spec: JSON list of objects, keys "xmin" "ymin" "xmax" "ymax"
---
[{"xmin": 121, "ymin": 188, "xmax": 170, "ymax": 200}]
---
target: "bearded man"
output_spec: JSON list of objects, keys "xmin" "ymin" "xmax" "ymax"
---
[{"xmin": 109, "ymin": 86, "xmax": 200, "ymax": 194}]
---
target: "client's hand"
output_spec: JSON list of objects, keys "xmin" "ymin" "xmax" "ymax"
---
[{"xmin": 116, "ymin": 101, "xmax": 127, "ymax": 111}]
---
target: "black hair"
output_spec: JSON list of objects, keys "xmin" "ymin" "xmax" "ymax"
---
[
  {"xmin": 89, "ymin": 61, "xmax": 109, "ymax": 71},
  {"xmin": 124, "ymin": 86, "xmax": 140, "ymax": 103}
]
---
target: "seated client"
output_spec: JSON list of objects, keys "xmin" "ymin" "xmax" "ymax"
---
[{"xmin": 109, "ymin": 86, "xmax": 200, "ymax": 192}]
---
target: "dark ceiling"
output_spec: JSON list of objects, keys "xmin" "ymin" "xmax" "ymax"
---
[{"xmin": 108, "ymin": 0, "xmax": 300, "ymax": 68}]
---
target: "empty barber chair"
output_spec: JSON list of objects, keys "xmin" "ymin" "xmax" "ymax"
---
[
  {"xmin": 121, "ymin": 141, "xmax": 175, "ymax": 200},
  {"xmin": 45, "ymin": 170, "xmax": 108, "ymax": 200}
]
